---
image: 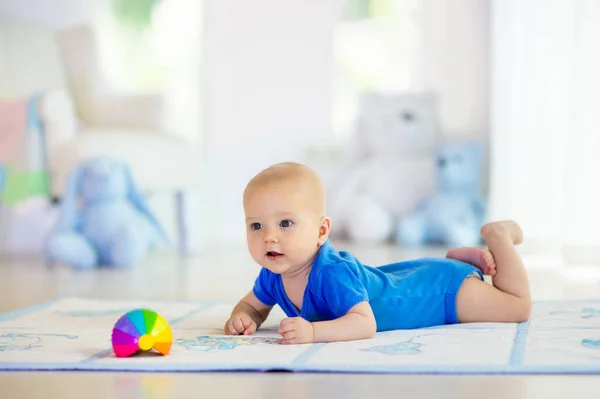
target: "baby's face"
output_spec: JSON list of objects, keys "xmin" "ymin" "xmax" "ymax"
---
[{"xmin": 244, "ymin": 185, "xmax": 325, "ymax": 275}]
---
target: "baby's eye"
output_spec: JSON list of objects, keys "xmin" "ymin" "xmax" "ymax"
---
[
  {"xmin": 280, "ymin": 220, "xmax": 293, "ymax": 228},
  {"xmin": 250, "ymin": 222, "xmax": 262, "ymax": 231}
]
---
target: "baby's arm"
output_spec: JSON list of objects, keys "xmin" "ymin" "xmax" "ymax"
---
[
  {"xmin": 279, "ymin": 301, "xmax": 376, "ymax": 344},
  {"xmin": 225, "ymin": 291, "xmax": 273, "ymax": 335},
  {"xmin": 313, "ymin": 301, "xmax": 376, "ymax": 342}
]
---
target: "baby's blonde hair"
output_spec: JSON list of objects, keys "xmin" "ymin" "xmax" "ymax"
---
[{"xmin": 244, "ymin": 162, "xmax": 327, "ymax": 216}]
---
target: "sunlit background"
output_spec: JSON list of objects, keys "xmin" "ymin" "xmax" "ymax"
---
[{"xmin": 1, "ymin": 0, "xmax": 599, "ymax": 268}]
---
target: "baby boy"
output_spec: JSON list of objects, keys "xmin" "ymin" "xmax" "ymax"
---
[{"xmin": 224, "ymin": 162, "xmax": 531, "ymax": 344}]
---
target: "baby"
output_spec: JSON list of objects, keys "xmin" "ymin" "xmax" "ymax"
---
[{"xmin": 225, "ymin": 162, "xmax": 531, "ymax": 344}]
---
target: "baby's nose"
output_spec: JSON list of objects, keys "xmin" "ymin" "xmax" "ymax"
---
[{"xmin": 263, "ymin": 228, "xmax": 279, "ymax": 243}]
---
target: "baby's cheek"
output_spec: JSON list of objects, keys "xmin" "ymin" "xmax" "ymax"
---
[
  {"xmin": 249, "ymin": 240, "xmax": 261, "ymax": 253},
  {"xmin": 247, "ymin": 240, "xmax": 260, "ymax": 256}
]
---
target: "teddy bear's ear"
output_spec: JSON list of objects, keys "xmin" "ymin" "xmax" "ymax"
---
[
  {"xmin": 55, "ymin": 163, "xmax": 84, "ymax": 232},
  {"xmin": 123, "ymin": 164, "xmax": 168, "ymax": 240}
]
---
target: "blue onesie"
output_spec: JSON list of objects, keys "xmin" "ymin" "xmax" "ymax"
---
[{"xmin": 253, "ymin": 240, "xmax": 483, "ymax": 331}]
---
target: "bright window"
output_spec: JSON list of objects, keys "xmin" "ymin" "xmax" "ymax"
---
[{"xmin": 93, "ymin": 0, "xmax": 201, "ymax": 95}]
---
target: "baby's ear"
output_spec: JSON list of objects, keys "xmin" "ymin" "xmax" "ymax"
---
[{"xmin": 318, "ymin": 216, "xmax": 332, "ymax": 244}]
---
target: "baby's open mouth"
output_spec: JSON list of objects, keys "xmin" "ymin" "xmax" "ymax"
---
[{"xmin": 267, "ymin": 251, "xmax": 283, "ymax": 257}]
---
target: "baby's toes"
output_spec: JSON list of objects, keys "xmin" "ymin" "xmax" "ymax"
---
[{"xmin": 483, "ymin": 253, "xmax": 496, "ymax": 269}]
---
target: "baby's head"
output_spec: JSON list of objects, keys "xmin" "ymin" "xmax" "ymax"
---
[{"xmin": 243, "ymin": 162, "xmax": 331, "ymax": 275}]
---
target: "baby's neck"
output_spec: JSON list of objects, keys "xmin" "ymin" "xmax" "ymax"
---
[
  {"xmin": 281, "ymin": 252, "xmax": 316, "ymax": 282},
  {"xmin": 282, "ymin": 261, "xmax": 312, "ymax": 281},
  {"xmin": 280, "ymin": 257, "xmax": 314, "ymax": 312}
]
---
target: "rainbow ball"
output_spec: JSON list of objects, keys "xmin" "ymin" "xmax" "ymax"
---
[{"xmin": 111, "ymin": 309, "xmax": 172, "ymax": 358}]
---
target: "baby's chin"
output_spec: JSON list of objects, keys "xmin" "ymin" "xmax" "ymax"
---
[
  {"xmin": 255, "ymin": 257, "xmax": 296, "ymax": 274},
  {"xmin": 260, "ymin": 259, "xmax": 289, "ymax": 273}
]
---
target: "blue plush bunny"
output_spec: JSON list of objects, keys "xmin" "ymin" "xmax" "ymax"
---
[
  {"xmin": 45, "ymin": 156, "xmax": 167, "ymax": 269},
  {"xmin": 395, "ymin": 141, "xmax": 487, "ymax": 247}
]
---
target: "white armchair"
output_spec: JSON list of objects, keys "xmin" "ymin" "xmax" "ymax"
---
[{"xmin": 0, "ymin": 21, "xmax": 200, "ymax": 255}]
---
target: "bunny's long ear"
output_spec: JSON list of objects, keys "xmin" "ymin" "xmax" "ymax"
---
[
  {"xmin": 124, "ymin": 164, "xmax": 168, "ymax": 240},
  {"xmin": 56, "ymin": 163, "xmax": 84, "ymax": 232}
]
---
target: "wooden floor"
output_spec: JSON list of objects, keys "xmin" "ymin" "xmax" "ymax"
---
[{"xmin": 1, "ymin": 242, "xmax": 599, "ymax": 399}]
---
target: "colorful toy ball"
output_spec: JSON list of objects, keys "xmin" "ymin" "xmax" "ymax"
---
[{"xmin": 111, "ymin": 309, "xmax": 172, "ymax": 358}]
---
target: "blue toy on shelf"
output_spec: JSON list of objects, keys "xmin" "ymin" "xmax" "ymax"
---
[
  {"xmin": 45, "ymin": 156, "xmax": 167, "ymax": 269},
  {"xmin": 395, "ymin": 141, "xmax": 487, "ymax": 247}
]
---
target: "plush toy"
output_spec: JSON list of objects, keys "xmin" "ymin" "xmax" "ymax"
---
[
  {"xmin": 344, "ymin": 194, "xmax": 395, "ymax": 244},
  {"xmin": 45, "ymin": 156, "xmax": 167, "ymax": 269},
  {"xmin": 327, "ymin": 92, "xmax": 439, "ymax": 243},
  {"xmin": 395, "ymin": 140, "xmax": 487, "ymax": 247}
]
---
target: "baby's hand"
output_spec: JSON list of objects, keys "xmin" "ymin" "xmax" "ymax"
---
[
  {"xmin": 224, "ymin": 312, "xmax": 257, "ymax": 335},
  {"xmin": 278, "ymin": 317, "xmax": 314, "ymax": 345}
]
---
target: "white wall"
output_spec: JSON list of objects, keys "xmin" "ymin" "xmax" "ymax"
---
[
  {"xmin": 199, "ymin": 0, "xmax": 344, "ymax": 244},
  {"xmin": 419, "ymin": 0, "xmax": 489, "ymax": 139}
]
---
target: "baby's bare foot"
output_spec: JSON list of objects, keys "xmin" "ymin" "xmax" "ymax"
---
[
  {"xmin": 446, "ymin": 247, "xmax": 497, "ymax": 276},
  {"xmin": 480, "ymin": 220, "xmax": 523, "ymax": 245}
]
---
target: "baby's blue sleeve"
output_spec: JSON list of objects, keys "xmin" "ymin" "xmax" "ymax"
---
[
  {"xmin": 252, "ymin": 268, "xmax": 277, "ymax": 306},
  {"xmin": 316, "ymin": 264, "xmax": 369, "ymax": 319}
]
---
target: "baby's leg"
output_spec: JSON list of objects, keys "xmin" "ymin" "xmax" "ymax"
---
[
  {"xmin": 446, "ymin": 247, "xmax": 497, "ymax": 276},
  {"xmin": 455, "ymin": 220, "xmax": 531, "ymax": 323}
]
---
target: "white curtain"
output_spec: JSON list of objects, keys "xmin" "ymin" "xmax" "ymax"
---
[{"xmin": 490, "ymin": 0, "xmax": 600, "ymax": 263}]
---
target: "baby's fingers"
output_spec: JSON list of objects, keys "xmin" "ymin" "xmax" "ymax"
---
[
  {"xmin": 243, "ymin": 324, "xmax": 256, "ymax": 335},
  {"xmin": 225, "ymin": 319, "xmax": 243, "ymax": 335},
  {"xmin": 278, "ymin": 319, "xmax": 296, "ymax": 334},
  {"xmin": 233, "ymin": 319, "xmax": 245, "ymax": 333},
  {"xmin": 225, "ymin": 321, "xmax": 238, "ymax": 335},
  {"xmin": 241, "ymin": 315, "xmax": 254, "ymax": 330}
]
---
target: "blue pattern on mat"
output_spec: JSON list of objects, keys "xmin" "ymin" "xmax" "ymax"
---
[
  {"xmin": 0, "ymin": 333, "xmax": 77, "ymax": 352},
  {"xmin": 175, "ymin": 336, "xmax": 280, "ymax": 351},
  {"xmin": 509, "ymin": 320, "xmax": 530, "ymax": 366},
  {"xmin": 581, "ymin": 339, "xmax": 600, "ymax": 349},
  {"xmin": 57, "ymin": 309, "xmax": 133, "ymax": 318},
  {"xmin": 360, "ymin": 333, "xmax": 435, "ymax": 355},
  {"xmin": 550, "ymin": 308, "xmax": 600, "ymax": 319}
]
